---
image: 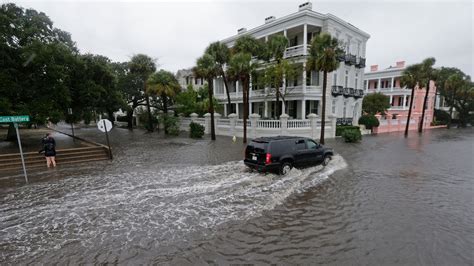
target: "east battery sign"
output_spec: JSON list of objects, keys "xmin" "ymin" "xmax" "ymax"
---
[{"xmin": 0, "ymin": 116, "xmax": 30, "ymax": 123}]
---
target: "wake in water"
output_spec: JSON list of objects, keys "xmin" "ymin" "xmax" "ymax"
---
[{"xmin": 0, "ymin": 155, "xmax": 347, "ymax": 263}]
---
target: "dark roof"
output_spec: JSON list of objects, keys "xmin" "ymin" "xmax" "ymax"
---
[{"xmin": 252, "ymin": 136, "xmax": 304, "ymax": 142}]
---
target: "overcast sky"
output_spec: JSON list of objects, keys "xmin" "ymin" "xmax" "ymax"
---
[{"xmin": 7, "ymin": 0, "xmax": 474, "ymax": 76}]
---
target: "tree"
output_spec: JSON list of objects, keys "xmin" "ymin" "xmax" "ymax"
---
[
  {"xmin": 205, "ymin": 42, "xmax": 232, "ymax": 111},
  {"xmin": 418, "ymin": 57, "xmax": 437, "ymax": 133},
  {"xmin": 228, "ymin": 35, "xmax": 264, "ymax": 143},
  {"xmin": 443, "ymin": 73, "xmax": 464, "ymax": 128},
  {"xmin": 147, "ymin": 70, "xmax": 180, "ymax": 133},
  {"xmin": 451, "ymin": 78, "xmax": 473, "ymax": 127},
  {"xmin": 129, "ymin": 54, "xmax": 156, "ymax": 132},
  {"xmin": 362, "ymin": 92, "xmax": 391, "ymax": 115},
  {"xmin": 194, "ymin": 54, "xmax": 219, "ymax": 140},
  {"xmin": 307, "ymin": 33, "xmax": 343, "ymax": 144},
  {"xmin": 400, "ymin": 63, "xmax": 423, "ymax": 137}
]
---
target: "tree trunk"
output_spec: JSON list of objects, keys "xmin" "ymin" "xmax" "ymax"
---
[
  {"xmin": 6, "ymin": 123, "xmax": 16, "ymax": 141},
  {"xmin": 404, "ymin": 85, "xmax": 416, "ymax": 137},
  {"xmin": 107, "ymin": 110, "xmax": 115, "ymax": 126},
  {"xmin": 275, "ymin": 90, "xmax": 280, "ymax": 118},
  {"xmin": 320, "ymin": 71, "xmax": 327, "ymax": 144},
  {"xmin": 447, "ymin": 89, "xmax": 456, "ymax": 129},
  {"xmin": 127, "ymin": 99, "xmax": 137, "ymax": 130},
  {"xmin": 242, "ymin": 77, "xmax": 249, "ymax": 143},
  {"xmin": 144, "ymin": 83, "xmax": 154, "ymax": 132},
  {"xmin": 163, "ymin": 95, "xmax": 169, "ymax": 134},
  {"xmin": 419, "ymin": 80, "xmax": 430, "ymax": 133},
  {"xmin": 221, "ymin": 69, "xmax": 232, "ymax": 113},
  {"xmin": 208, "ymin": 78, "xmax": 216, "ymax": 140}
]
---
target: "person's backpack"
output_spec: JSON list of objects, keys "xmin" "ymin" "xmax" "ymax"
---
[{"xmin": 45, "ymin": 142, "xmax": 54, "ymax": 151}]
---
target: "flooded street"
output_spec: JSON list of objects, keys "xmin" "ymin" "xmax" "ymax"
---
[{"xmin": 1, "ymin": 127, "xmax": 473, "ymax": 265}]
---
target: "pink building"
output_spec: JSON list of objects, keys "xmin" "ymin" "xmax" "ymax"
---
[{"xmin": 364, "ymin": 61, "xmax": 440, "ymax": 133}]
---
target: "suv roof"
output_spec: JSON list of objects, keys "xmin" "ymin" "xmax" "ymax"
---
[{"xmin": 252, "ymin": 136, "xmax": 306, "ymax": 143}]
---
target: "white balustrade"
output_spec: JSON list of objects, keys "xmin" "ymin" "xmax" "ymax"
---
[
  {"xmin": 287, "ymin": 120, "xmax": 311, "ymax": 128},
  {"xmin": 257, "ymin": 120, "xmax": 281, "ymax": 128}
]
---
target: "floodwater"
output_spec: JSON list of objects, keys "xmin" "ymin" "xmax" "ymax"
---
[{"xmin": 0, "ymin": 126, "xmax": 473, "ymax": 265}]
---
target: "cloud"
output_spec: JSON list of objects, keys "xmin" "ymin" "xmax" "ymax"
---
[{"xmin": 10, "ymin": 0, "xmax": 473, "ymax": 76}]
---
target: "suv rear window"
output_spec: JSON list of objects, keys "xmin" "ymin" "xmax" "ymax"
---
[{"xmin": 247, "ymin": 141, "xmax": 268, "ymax": 153}]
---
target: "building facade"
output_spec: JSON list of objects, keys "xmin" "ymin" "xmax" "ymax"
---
[
  {"xmin": 213, "ymin": 2, "xmax": 370, "ymax": 125},
  {"xmin": 364, "ymin": 61, "xmax": 437, "ymax": 133},
  {"xmin": 176, "ymin": 68, "xmax": 207, "ymax": 91}
]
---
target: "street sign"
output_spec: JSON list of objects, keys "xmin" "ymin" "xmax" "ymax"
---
[
  {"xmin": 0, "ymin": 115, "xmax": 30, "ymax": 123},
  {"xmin": 97, "ymin": 119, "xmax": 112, "ymax": 133}
]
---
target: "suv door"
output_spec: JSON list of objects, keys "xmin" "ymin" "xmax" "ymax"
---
[
  {"xmin": 306, "ymin": 139, "xmax": 324, "ymax": 165},
  {"xmin": 294, "ymin": 139, "xmax": 311, "ymax": 166}
]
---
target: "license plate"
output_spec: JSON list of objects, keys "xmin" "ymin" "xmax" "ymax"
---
[{"xmin": 252, "ymin": 155, "xmax": 257, "ymax": 161}]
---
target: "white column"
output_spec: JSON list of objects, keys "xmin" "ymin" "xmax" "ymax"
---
[
  {"xmin": 213, "ymin": 79, "xmax": 216, "ymax": 94},
  {"xmin": 284, "ymin": 28, "xmax": 287, "ymax": 38},
  {"xmin": 224, "ymin": 103, "xmax": 227, "ymax": 116},
  {"xmin": 249, "ymin": 101, "xmax": 253, "ymax": 114},
  {"xmin": 302, "ymin": 62, "xmax": 307, "ymax": 93},
  {"xmin": 236, "ymin": 102, "xmax": 240, "ymax": 118},
  {"xmin": 303, "ymin": 23, "xmax": 308, "ymax": 55},
  {"xmin": 236, "ymin": 80, "xmax": 239, "ymax": 93},
  {"xmin": 265, "ymin": 35, "xmax": 268, "ymax": 42},
  {"xmin": 390, "ymin": 77, "xmax": 394, "ymax": 91},
  {"xmin": 389, "ymin": 95, "xmax": 393, "ymax": 106},
  {"xmin": 263, "ymin": 101, "xmax": 268, "ymax": 117},
  {"xmin": 377, "ymin": 78, "xmax": 381, "ymax": 91},
  {"xmin": 301, "ymin": 99, "xmax": 306, "ymax": 119},
  {"xmin": 403, "ymin": 95, "xmax": 407, "ymax": 109}
]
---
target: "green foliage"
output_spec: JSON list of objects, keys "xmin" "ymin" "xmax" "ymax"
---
[
  {"xmin": 358, "ymin": 114, "xmax": 380, "ymax": 129},
  {"xmin": 433, "ymin": 109, "xmax": 450, "ymax": 125},
  {"xmin": 161, "ymin": 115, "xmax": 180, "ymax": 136},
  {"xmin": 341, "ymin": 128, "xmax": 362, "ymax": 143},
  {"xmin": 362, "ymin": 93, "xmax": 391, "ymax": 115},
  {"xmin": 336, "ymin": 125, "xmax": 360, "ymax": 136},
  {"xmin": 189, "ymin": 122, "xmax": 205, "ymax": 138},
  {"xmin": 307, "ymin": 33, "xmax": 344, "ymax": 74}
]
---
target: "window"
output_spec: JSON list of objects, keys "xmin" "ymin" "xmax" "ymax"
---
[
  {"xmin": 296, "ymin": 139, "xmax": 306, "ymax": 150},
  {"xmin": 306, "ymin": 140, "xmax": 317, "ymax": 149},
  {"xmin": 333, "ymin": 73, "xmax": 338, "ymax": 86},
  {"xmin": 332, "ymin": 99, "xmax": 336, "ymax": 114},
  {"xmin": 345, "ymin": 70, "xmax": 349, "ymax": 88},
  {"xmin": 312, "ymin": 71, "xmax": 320, "ymax": 86},
  {"xmin": 374, "ymin": 81, "xmax": 378, "ymax": 89},
  {"xmin": 355, "ymin": 73, "xmax": 358, "ymax": 89},
  {"xmin": 194, "ymin": 78, "xmax": 198, "ymax": 85},
  {"xmin": 364, "ymin": 80, "xmax": 367, "ymax": 90},
  {"xmin": 393, "ymin": 78, "xmax": 397, "ymax": 88},
  {"xmin": 306, "ymin": 70, "xmax": 311, "ymax": 86}
]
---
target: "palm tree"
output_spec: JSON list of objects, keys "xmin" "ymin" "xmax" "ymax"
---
[
  {"xmin": 129, "ymin": 54, "xmax": 156, "ymax": 132},
  {"xmin": 194, "ymin": 53, "xmax": 219, "ymax": 140},
  {"xmin": 444, "ymin": 73, "xmax": 464, "ymax": 128},
  {"xmin": 147, "ymin": 70, "xmax": 180, "ymax": 133},
  {"xmin": 228, "ymin": 35, "xmax": 263, "ymax": 143},
  {"xmin": 227, "ymin": 52, "xmax": 256, "ymax": 143},
  {"xmin": 265, "ymin": 35, "xmax": 289, "ymax": 116},
  {"xmin": 205, "ymin": 42, "xmax": 232, "ymax": 113},
  {"xmin": 306, "ymin": 33, "xmax": 343, "ymax": 144},
  {"xmin": 418, "ymin": 57, "xmax": 436, "ymax": 133},
  {"xmin": 400, "ymin": 63, "xmax": 422, "ymax": 136}
]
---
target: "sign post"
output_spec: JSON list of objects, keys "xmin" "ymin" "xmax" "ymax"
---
[
  {"xmin": 97, "ymin": 119, "xmax": 113, "ymax": 160},
  {"xmin": 0, "ymin": 115, "xmax": 30, "ymax": 183}
]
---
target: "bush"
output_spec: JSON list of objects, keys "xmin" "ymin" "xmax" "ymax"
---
[
  {"xmin": 190, "ymin": 122, "xmax": 205, "ymax": 138},
  {"xmin": 358, "ymin": 114, "xmax": 380, "ymax": 129},
  {"xmin": 336, "ymin": 125, "xmax": 360, "ymax": 136},
  {"xmin": 161, "ymin": 115, "xmax": 180, "ymax": 136},
  {"xmin": 341, "ymin": 128, "xmax": 362, "ymax": 142},
  {"xmin": 434, "ymin": 109, "xmax": 450, "ymax": 125}
]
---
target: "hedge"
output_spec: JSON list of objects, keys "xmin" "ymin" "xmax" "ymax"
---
[{"xmin": 336, "ymin": 125, "xmax": 360, "ymax": 136}]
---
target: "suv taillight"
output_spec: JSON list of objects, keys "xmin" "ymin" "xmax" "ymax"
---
[{"xmin": 265, "ymin": 153, "xmax": 272, "ymax": 165}]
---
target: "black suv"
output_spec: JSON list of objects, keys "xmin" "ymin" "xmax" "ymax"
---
[{"xmin": 244, "ymin": 136, "xmax": 334, "ymax": 175}]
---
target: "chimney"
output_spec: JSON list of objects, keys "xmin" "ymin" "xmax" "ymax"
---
[
  {"xmin": 298, "ymin": 2, "xmax": 312, "ymax": 11},
  {"xmin": 396, "ymin": 61, "xmax": 405, "ymax": 68},
  {"xmin": 370, "ymin": 65, "xmax": 378, "ymax": 72},
  {"xmin": 265, "ymin": 16, "xmax": 276, "ymax": 24},
  {"xmin": 237, "ymin": 27, "xmax": 247, "ymax": 34}
]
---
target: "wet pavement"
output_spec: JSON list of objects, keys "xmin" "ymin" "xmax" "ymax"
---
[{"xmin": 0, "ymin": 126, "xmax": 473, "ymax": 265}]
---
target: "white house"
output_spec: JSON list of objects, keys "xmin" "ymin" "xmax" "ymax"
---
[{"xmin": 213, "ymin": 2, "xmax": 370, "ymax": 126}]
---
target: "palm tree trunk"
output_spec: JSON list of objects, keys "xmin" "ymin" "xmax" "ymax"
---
[
  {"xmin": 447, "ymin": 89, "xmax": 456, "ymax": 129},
  {"xmin": 208, "ymin": 78, "xmax": 216, "ymax": 140},
  {"xmin": 419, "ymin": 80, "xmax": 430, "ymax": 133},
  {"xmin": 275, "ymin": 90, "xmax": 280, "ymax": 118},
  {"xmin": 243, "ymin": 77, "xmax": 249, "ymax": 143},
  {"xmin": 221, "ymin": 69, "xmax": 232, "ymax": 114},
  {"xmin": 320, "ymin": 71, "xmax": 327, "ymax": 144},
  {"xmin": 404, "ymin": 86, "xmax": 416, "ymax": 137}
]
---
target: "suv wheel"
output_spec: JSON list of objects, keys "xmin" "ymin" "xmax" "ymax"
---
[
  {"xmin": 280, "ymin": 162, "xmax": 293, "ymax": 175},
  {"xmin": 322, "ymin": 155, "xmax": 332, "ymax": 166}
]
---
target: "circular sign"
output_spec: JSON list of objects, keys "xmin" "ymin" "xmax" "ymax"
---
[{"xmin": 97, "ymin": 119, "xmax": 113, "ymax": 133}]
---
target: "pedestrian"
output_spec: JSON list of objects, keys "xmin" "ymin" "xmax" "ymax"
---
[{"xmin": 39, "ymin": 133, "xmax": 57, "ymax": 168}]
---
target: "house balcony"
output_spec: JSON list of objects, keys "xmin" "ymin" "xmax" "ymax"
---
[
  {"xmin": 284, "ymin": 44, "xmax": 309, "ymax": 58},
  {"xmin": 331, "ymin": 85, "xmax": 344, "ymax": 96},
  {"xmin": 344, "ymin": 54, "xmax": 357, "ymax": 65},
  {"xmin": 354, "ymin": 89, "xmax": 364, "ymax": 98},
  {"xmin": 343, "ymin": 87, "xmax": 354, "ymax": 97},
  {"xmin": 356, "ymin": 57, "xmax": 366, "ymax": 68}
]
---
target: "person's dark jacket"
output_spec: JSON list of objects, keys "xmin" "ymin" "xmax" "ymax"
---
[{"xmin": 39, "ymin": 137, "xmax": 56, "ymax": 157}]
